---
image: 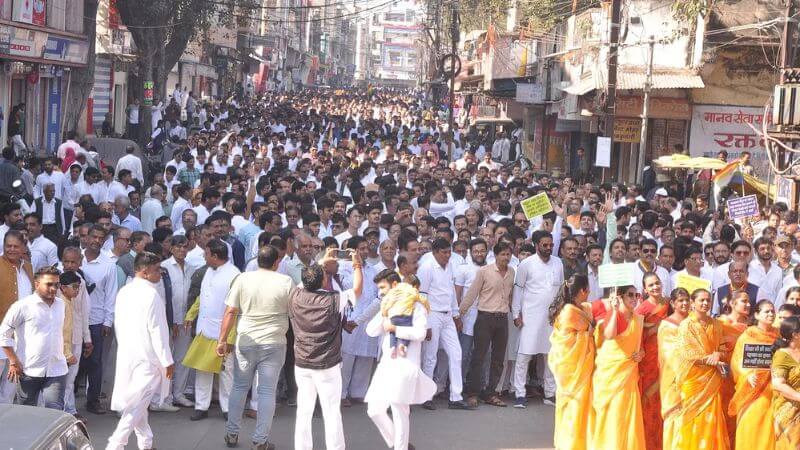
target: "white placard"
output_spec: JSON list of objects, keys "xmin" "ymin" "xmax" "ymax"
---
[
  {"xmin": 596, "ymin": 136, "xmax": 611, "ymax": 168},
  {"xmin": 689, "ymin": 104, "xmax": 769, "ymax": 177}
]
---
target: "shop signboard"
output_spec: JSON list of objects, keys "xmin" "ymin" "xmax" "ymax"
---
[
  {"xmin": 689, "ymin": 104, "xmax": 769, "ymax": 177},
  {"xmin": 12, "ymin": 0, "xmax": 33, "ymax": 24},
  {"xmin": 43, "ymin": 36, "xmax": 89, "ymax": 65},
  {"xmin": 32, "ymin": 0, "xmax": 46, "ymax": 26},
  {"xmin": 516, "ymin": 83, "xmax": 544, "ymax": 104},
  {"xmin": 613, "ymin": 118, "xmax": 642, "ymax": 143}
]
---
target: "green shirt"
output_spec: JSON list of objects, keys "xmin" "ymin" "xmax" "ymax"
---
[{"xmin": 224, "ymin": 269, "xmax": 295, "ymax": 346}]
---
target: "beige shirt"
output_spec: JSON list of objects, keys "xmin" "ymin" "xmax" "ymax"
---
[
  {"xmin": 225, "ymin": 269, "xmax": 295, "ymax": 346},
  {"xmin": 459, "ymin": 263, "xmax": 515, "ymax": 315}
]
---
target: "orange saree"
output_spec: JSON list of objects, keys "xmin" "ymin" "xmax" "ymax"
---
[
  {"xmin": 592, "ymin": 314, "xmax": 646, "ymax": 450},
  {"xmin": 548, "ymin": 303, "xmax": 595, "ymax": 450},
  {"xmin": 674, "ymin": 312, "xmax": 730, "ymax": 450},
  {"xmin": 729, "ymin": 325, "xmax": 778, "ymax": 450},
  {"xmin": 657, "ymin": 319, "xmax": 681, "ymax": 450},
  {"xmin": 635, "ymin": 300, "xmax": 668, "ymax": 450},
  {"xmin": 719, "ymin": 317, "xmax": 747, "ymax": 447}
]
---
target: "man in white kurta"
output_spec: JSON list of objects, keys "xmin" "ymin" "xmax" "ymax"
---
[
  {"xmin": 366, "ymin": 271, "xmax": 436, "ymax": 450},
  {"xmin": 106, "ymin": 253, "xmax": 174, "ymax": 450},
  {"xmin": 511, "ymin": 232, "xmax": 563, "ymax": 406}
]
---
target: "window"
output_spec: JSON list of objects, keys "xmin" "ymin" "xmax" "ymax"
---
[
  {"xmin": 405, "ymin": 10, "xmax": 415, "ymax": 22},
  {"xmin": 384, "ymin": 12, "xmax": 405, "ymax": 22},
  {"xmin": 388, "ymin": 51, "xmax": 403, "ymax": 67}
]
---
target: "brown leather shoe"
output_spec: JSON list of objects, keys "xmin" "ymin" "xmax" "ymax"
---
[
  {"xmin": 466, "ymin": 396, "xmax": 479, "ymax": 408},
  {"xmin": 244, "ymin": 409, "xmax": 257, "ymax": 419},
  {"xmin": 483, "ymin": 394, "xmax": 507, "ymax": 407}
]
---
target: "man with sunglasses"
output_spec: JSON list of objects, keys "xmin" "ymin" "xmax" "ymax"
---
[{"xmin": 632, "ymin": 238, "xmax": 672, "ymax": 297}]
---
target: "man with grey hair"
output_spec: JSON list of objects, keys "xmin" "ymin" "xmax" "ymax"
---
[
  {"xmin": 113, "ymin": 195, "xmax": 141, "ymax": 232},
  {"xmin": 141, "ymin": 185, "xmax": 165, "ymax": 234}
]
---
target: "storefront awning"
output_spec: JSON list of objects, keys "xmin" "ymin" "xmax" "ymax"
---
[{"xmin": 617, "ymin": 69, "xmax": 705, "ymax": 90}]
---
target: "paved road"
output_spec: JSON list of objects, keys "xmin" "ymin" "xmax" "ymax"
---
[{"xmin": 79, "ymin": 397, "xmax": 555, "ymax": 449}]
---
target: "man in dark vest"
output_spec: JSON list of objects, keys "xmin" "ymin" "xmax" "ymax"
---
[
  {"xmin": 288, "ymin": 248, "xmax": 363, "ymax": 450},
  {"xmin": 34, "ymin": 183, "xmax": 64, "ymax": 244}
]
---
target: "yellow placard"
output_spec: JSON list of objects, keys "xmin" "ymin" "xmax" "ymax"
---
[
  {"xmin": 676, "ymin": 272, "xmax": 712, "ymax": 294},
  {"xmin": 520, "ymin": 192, "xmax": 553, "ymax": 220},
  {"xmin": 614, "ymin": 118, "xmax": 642, "ymax": 143}
]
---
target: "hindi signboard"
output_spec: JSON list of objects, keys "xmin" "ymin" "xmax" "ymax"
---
[
  {"xmin": 675, "ymin": 273, "xmax": 712, "ymax": 294},
  {"xmin": 689, "ymin": 104, "xmax": 769, "ymax": 177},
  {"xmin": 143, "ymin": 81, "xmax": 154, "ymax": 106},
  {"xmin": 598, "ymin": 263, "xmax": 636, "ymax": 288},
  {"xmin": 520, "ymin": 193, "xmax": 553, "ymax": 220},
  {"xmin": 742, "ymin": 343, "xmax": 772, "ymax": 369},
  {"xmin": 727, "ymin": 195, "xmax": 759, "ymax": 220},
  {"xmin": 613, "ymin": 118, "xmax": 642, "ymax": 143}
]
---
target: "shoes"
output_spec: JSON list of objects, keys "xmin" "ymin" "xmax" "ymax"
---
[
  {"xmin": 149, "ymin": 403, "xmax": 180, "ymax": 412},
  {"xmin": 422, "ymin": 400, "xmax": 436, "ymax": 410},
  {"xmin": 86, "ymin": 402, "xmax": 107, "ymax": 415},
  {"xmin": 72, "ymin": 413, "xmax": 87, "ymax": 424},
  {"xmin": 483, "ymin": 394, "xmax": 507, "ymax": 407},
  {"xmin": 341, "ymin": 398, "xmax": 352, "ymax": 407},
  {"xmin": 173, "ymin": 395, "xmax": 195, "ymax": 408},
  {"xmin": 244, "ymin": 409, "xmax": 257, "ymax": 419},
  {"xmin": 286, "ymin": 397, "xmax": 297, "ymax": 407},
  {"xmin": 466, "ymin": 396, "xmax": 479, "ymax": 408},
  {"xmin": 448, "ymin": 400, "xmax": 475, "ymax": 410},
  {"xmin": 251, "ymin": 442, "xmax": 276, "ymax": 450},
  {"xmin": 224, "ymin": 433, "xmax": 238, "ymax": 448},
  {"xmin": 408, "ymin": 444, "xmax": 415, "ymax": 450},
  {"xmin": 223, "ymin": 412, "xmax": 229, "ymax": 420},
  {"xmin": 543, "ymin": 396, "xmax": 556, "ymax": 406},
  {"xmin": 513, "ymin": 397, "xmax": 527, "ymax": 409},
  {"xmin": 190, "ymin": 410, "xmax": 209, "ymax": 421}
]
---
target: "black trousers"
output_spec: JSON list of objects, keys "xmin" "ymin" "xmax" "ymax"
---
[{"xmin": 466, "ymin": 311, "xmax": 508, "ymax": 397}]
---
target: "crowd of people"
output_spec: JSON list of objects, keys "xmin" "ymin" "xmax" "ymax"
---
[{"xmin": 0, "ymin": 87, "xmax": 799, "ymax": 450}]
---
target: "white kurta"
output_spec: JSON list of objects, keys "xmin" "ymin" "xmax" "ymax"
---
[
  {"xmin": 365, "ymin": 303, "xmax": 436, "ymax": 405},
  {"xmin": 197, "ymin": 262, "xmax": 240, "ymax": 339},
  {"xmin": 512, "ymin": 254, "xmax": 564, "ymax": 355},
  {"xmin": 110, "ymin": 277, "xmax": 174, "ymax": 412}
]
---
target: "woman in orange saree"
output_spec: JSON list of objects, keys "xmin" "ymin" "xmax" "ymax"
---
[
  {"xmin": 635, "ymin": 272, "xmax": 669, "ymax": 450},
  {"xmin": 729, "ymin": 300, "xmax": 777, "ymax": 450},
  {"xmin": 658, "ymin": 287, "xmax": 690, "ymax": 450},
  {"xmin": 548, "ymin": 274, "xmax": 594, "ymax": 450},
  {"xmin": 772, "ymin": 316, "xmax": 800, "ymax": 450},
  {"xmin": 674, "ymin": 288, "xmax": 730, "ymax": 450},
  {"xmin": 592, "ymin": 285, "xmax": 645, "ymax": 450},
  {"xmin": 718, "ymin": 290, "xmax": 750, "ymax": 447}
]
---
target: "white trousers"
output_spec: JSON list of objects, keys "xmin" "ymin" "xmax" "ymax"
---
[
  {"xmin": 421, "ymin": 311, "xmax": 463, "ymax": 401},
  {"xmin": 294, "ymin": 364, "xmax": 345, "ymax": 450},
  {"xmin": 0, "ymin": 359, "xmax": 16, "ymax": 403},
  {"xmin": 64, "ymin": 343, "xmax": 83, "ymax": 413},
  {"xmin": 341, "ymin": 353, "xmax": 374, "ymax": 399},
  {"xmin": 171, "ymin": 333, "xmax": 192, "ymax": 399},
  {"xmin": 514, "ymin": 353, "xmax": 555, "ymax": 398},
  {"xmin": 367, "ymin": 401, "xmax": 411, "ymax": 450},
  {"xmin": 106, "ymin": 367, "xmax": 159, "ymax": 450},
  {"xmin": 194, "ymin": 356, "xmax": 234, "ymax": 412}
]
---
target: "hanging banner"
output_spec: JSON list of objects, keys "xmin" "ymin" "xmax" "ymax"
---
[
  {"xmin": 32, "ymin": 0, "xmax": 46, "ymax": 26},
  {"xmin": 46, "ymin": 77, "xmax": 62, "ymax": 153},
  {"xmin": 12, "ymin": 0, "xmax": 33, "ymax": 24}
]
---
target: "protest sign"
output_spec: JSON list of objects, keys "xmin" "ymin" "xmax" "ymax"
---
[
  {"xmin": 727, "ymin": 195, "xmax": 759, "ymax": 220},
  {"xmin": 598, "ymin": 263, "xmax": 636, "ymax": 288},
  {"xmin": 520, "ymin": 193, "xmax": 553, "ymax": 220},
  {"xmin": 742, "ymin": 343, "xmax": 772, "ymax": 369},
  {"xmin": 675, "ymin": 273, "xmax": 712, "ymax": 294}
]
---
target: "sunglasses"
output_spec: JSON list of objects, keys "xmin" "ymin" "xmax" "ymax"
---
[{"xmin": 641, "ymin": 248, "xmax": 657, "ymax": 254}]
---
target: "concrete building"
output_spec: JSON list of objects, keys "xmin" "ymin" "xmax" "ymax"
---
[{"xmin": 367, "ymin": 0, "xmax": 423, "ymax": 87}]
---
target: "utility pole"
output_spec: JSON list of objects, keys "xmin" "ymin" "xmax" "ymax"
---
[
  {"xmin": 637, "ymin": 37, "xmax": 655, "ymax": 184},
  {"xmin": 604, "ymin": 0, "xmax": 622, "ymax": 171},
  {"xmin": 447, "ymin": 3, "xmax": 459, "ymax": 160}
]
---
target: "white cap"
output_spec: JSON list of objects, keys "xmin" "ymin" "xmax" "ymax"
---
[{"xmin": 655, "ymin": 188, "xmax": 668, "ymax": 197}]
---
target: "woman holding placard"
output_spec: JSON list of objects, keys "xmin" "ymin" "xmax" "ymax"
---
[
  {"xmin": 635, "ymin": 272, "xmax": 669, "ymax": 450},
  {"xmin": 591, "ymin": 285, "xmax": 645, "ymax": 450},
  {"xmin": 729, "ymin": 300, "xmax": 778, "ymax": 450},
  {"xmin": 674, "ymin": 288, "xmax": 730, "ymax": 450},
  {"xmin": 771, "ymin": 316, "xmax": 800, "ymax": 449},
  {"xmin": 548, "ymin": 274, "xmax": 594, "ymax": 450},
  {"xmin": 658, "ymin": 287, "xmax": 690, "ymax": 450}
]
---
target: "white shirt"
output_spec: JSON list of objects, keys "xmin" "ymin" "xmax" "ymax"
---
[
  {"xmin": 36, "ymin": 197, "xmax": 58, "ymax": 225},
  {"xmin": 748, "ymin": 259, "xmax": 783, "ymax": 302},
  {"xmin": 170, "ymin": 197, "xmax": 191, "ymax": 232},
  {"xmin": 418, "ymin": 257, "xmax": 458, "ymax": 315},
  {"xmin": 34, "ymin": 170, "xmax": 66, "ymax": 199},
  {"xmin": 140, "ymin": 198, "xmax": 164, "ymax": 234},
  {"xmin": 81, "ymin": 252, "xmax": 119, "ymax": 326},
  {"xmin": 196, "ymin": 262, "xmax": 241, "ymax": 339},
  {"xmin": 455, "ymin": 262, "xmax": 480, "ymax": 336},
  {"xmin": 633, "ymin": 261, "xmax": 673, "ymax": 297},
  {"xmin": 29, "ymin": 236, "xmax": 59, "ymax": 271},
  {"xmin": 116, "ymin": 154, "xmax": 144, "ymax": 185},
  {"xmin": 587, "ymin": 265, "xmax": 602, "ymax": 302},
  {"xmin": 0, "ymin": 294, "xmax": 68, "ymax": 378},
  {"xmin": 161, "ymin": 257, "xmax": 198, "ymax": 325},
  {"xmin": 106, "ymin": 181, "xmax": 134, "ymax": 203}
]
